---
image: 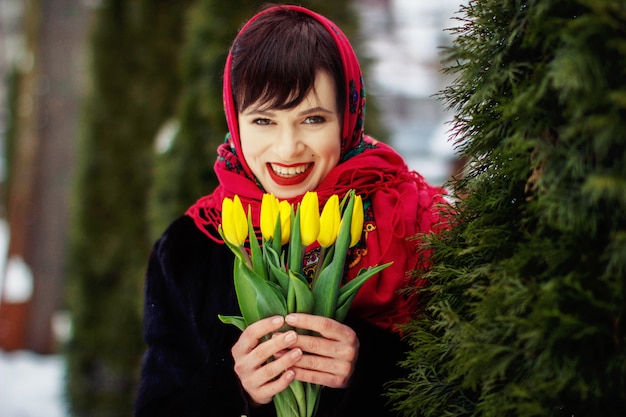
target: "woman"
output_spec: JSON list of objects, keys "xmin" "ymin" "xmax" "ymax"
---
[{"xmin": 135, "ymin": 4, "xmax": 447, "ymax": 417}]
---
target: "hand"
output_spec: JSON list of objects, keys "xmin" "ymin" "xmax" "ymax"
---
[
  {"xmin": 231, "ymin": 315, "xmax": 303, "ymax": 406},
  {"xmin": 284, "ymin": 313, "xmax": 359, "ymax": 389}
]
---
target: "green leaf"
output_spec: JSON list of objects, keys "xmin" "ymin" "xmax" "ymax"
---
[
  {"xmin": 273, "ymin": 385, "xmax": 302, "ymax": 417},
  {"xmin": 306, "ymin": 383, "xmax": 322, "ymax": 417},
  {"xmin": 335, "ymin": 262, "xmax": 393, "ymax": 322},
  {"xmin": 290, "ymin": 380, "xmax": 307, "ymax": 417},
  {"xmin": 218, "ymin": 225, "xmax": 248, "ymax": 265},
  {"xmin": 218, "ymin": 314, "xmax": 246, "ymax": 332},
  {"xmin": 321, "ymin": 245, "xmax": 335, "ymax": 270},
  {"xmin": 328, "ymin": 191, "xmax": 355, "ymax": 271},
  {"xmin": 289, "ymin": 270, "xmax": 315, "ymax": 314},
  {"xmin": 266, "ymin": 245, "xmax": 290, "ymax": 295},
  {"xmin": 233, "ymin": 258, "xmax": 287, "ymax": 326},
  {"xmin": 312, "ymin": 192, "xmax": 355, "ymax": 318},
  {"xmin": 338, "ymin": 262, "xmax": 393, "ymax": 301},
  {"xmin": 339, "ymin": 190, "xmax": 351, "ymax": 211},
  {"xmin": 271, "ymin": 211, "xmax": 283, "ymax": 255},
  {"xmin": 247, "ymin": 210, "xmax": 267, "ymax": 281},
  {"xmin": 311, "ymin": 264, "xmax": 341, "ymax": 319}
]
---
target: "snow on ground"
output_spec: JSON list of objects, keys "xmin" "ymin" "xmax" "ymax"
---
[{"xmin": 0, "ymin": 350, "xmax": 67, "ymax": 417}]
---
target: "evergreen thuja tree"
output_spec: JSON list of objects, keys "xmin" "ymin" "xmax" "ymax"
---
[
  {"xmin": 389, "ymin": 1, "xmax": 626, "ymax": 416},
  {"xmin": 66, "ymin": 1, "xmax": 191, "ymax": 415}
]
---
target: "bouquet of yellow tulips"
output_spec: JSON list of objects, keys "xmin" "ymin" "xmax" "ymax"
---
[{"xmin": 218, "ymin": 189, "xmax": 392, "ymax": 417}]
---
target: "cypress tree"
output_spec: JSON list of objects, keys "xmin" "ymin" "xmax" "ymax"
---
[
  {"xmin": 390, "ymin": 0, "xmax": 626, "ymax": 416},
  {"xmin": 66, "ymin": 1, "xmax": 191, "ymax": 414}
]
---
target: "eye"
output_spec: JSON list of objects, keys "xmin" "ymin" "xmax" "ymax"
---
[
  {"xmin": 253, "ymin": 118, "xmax": 273, "ymax": 126},
  {"xmin": 303, "ymin": 115, "xmax": 326, "ymax": 124}
]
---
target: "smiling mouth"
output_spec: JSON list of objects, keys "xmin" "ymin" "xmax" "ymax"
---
[
  {"xmin": 270, "ymin": 163, "xmax": 311, "ymax": 177},
  {"xmin": 267, "ymin": 163, "xmax": 313, "ymax": 186}
]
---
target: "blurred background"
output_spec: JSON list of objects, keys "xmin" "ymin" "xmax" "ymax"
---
[{"xmin": 0, "ymin": 0, "xmax": 463, "ymax": 415}]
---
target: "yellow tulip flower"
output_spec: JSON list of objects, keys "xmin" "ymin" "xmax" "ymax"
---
[
  {"xmin": 278, "ymin": 200, "xmax": 292, "ymax": 245},
  {"xmin": 300, "ymin": 191, "xmax": 320, "ymax": 246},
  {"xmin": 350, "ymin": 194, "xmax": 364, "ymax": 247},
  {"xmin": 260, "ymin": 193, "xmax": 279, "ymax": 241},
  {"xmin": 221, "ymin": 195, "xmax": 248, "ymax": 246},
  {"xmin": 317, "ymin": 195, "xmax": 340, "ymax": 248}
]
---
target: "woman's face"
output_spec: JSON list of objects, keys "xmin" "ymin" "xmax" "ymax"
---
[{"xmin": 238, "ymin": 71, "xmax": 341, "ymax": 199}]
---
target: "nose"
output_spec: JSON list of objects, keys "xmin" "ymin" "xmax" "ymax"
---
[{"xmin": 274, "ymin": 125, "xmax": 303, "ymax": 160}]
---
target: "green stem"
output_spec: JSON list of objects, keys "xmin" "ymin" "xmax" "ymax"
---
[
  {"xmin": 288, "ymin": 206, "xmax": 304, "ymax": 275},
  {"xmin": 311, "ymin": 246, "xmax": 327, "ymax": 289},
  {"xmin": 291, "ymin": 381, "xmax": 307, "ymax": 417},
  {"xmin": 306, "ymin": 383, "xmax": 322, "ymax": 417},
  {"xmin": 241, "ymin": 248, "xmax": 252, "ymax": 269},
  {"xmin": 287, "ymin": 276, "xmax": 295, "ymax": 312}
]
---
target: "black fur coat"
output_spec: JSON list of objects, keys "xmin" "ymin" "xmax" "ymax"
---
[{"xmin": 135, "ymin": 215, "xmax": 408, "ymax": 417}]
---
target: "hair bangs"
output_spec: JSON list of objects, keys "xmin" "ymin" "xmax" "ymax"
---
[{"xmin": 230, "ymin": 8, "xmax": 344, "ymax": 113}]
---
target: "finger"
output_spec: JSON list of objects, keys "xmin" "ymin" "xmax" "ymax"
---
[
  {"xmin": 292, "ymin": 351, "xmax": 338, "ymax": 373},
  {"xmin": 285, "ymin": 314, "xmax": 356, "ymax": 342},
  {"xmin": 240, "ymin": 348, "xmax": 303, "ymax": 405},
  {"xmin": 240, "ymin": 346, "xmax": 302, "ymax": 389},
  {"xmin": 293, "ymin": 336, "xmax": 358, "ymax": 388},
  {"xmin": 246, "ymin": 367, "xmax": 296, "ymax": 405},
  {"xmin": 259, "ymin": 347, "xmax": 303, "ymax": 383},
  {"xmin": 234, "ymin": 330, "xmax": 298, "ymax": 374},
  {"xmin": 270, "ymin": 332, "xmax": 287, "ymax": 358},
  {"xmin": 251, "ymin": 330, "xmax": 299, "ymax": 367},
  {"xmin": 291, "ymin": 363, "xmax": 351, "ymax": 389},
  {"xmin": 232, "ymin": 316, "xmax": 285, "ymax": 355}
]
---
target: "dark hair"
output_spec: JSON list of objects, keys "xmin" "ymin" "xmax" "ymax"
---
[{"xmin": 230, "ymin": 6, "xmax": 345, "ymax": 114}]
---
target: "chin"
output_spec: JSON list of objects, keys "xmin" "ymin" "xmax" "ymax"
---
[{"xmin": 271, "ymin": 185, "xmax": 310, "ymax": 200}]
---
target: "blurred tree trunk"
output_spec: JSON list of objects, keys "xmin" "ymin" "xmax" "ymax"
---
[
  {"xmin": 0, "ymin": 0, "xmax": 40, "ymax": 352},
  {"xmin": 0, "ymin": 0, "xmax": 92, "ymax": 355},
  {"xmin": 27, "ymin": 0, "xmax": 92, "ymax": 354}
]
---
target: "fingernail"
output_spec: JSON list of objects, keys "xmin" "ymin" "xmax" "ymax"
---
[
  {"xmin": 290, "ymin": 348, "xmax": 302, "ymax": 359},
  {"xmin": 272, "ymin": 316, "xmax": 283, "ymax": 325},
  {"xmin": 285, "ymin": 314, "xmax": 297, "ymax": 324},
  {"xmin": 284, "ymin": 370, "xmax": 295, "ymax": 381},
  {"xmin": 285, "ymin": 331, "xmax": 296, "ymax": 343}
]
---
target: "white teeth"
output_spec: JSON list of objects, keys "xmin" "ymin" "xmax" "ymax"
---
[{"xmin": 271, "ymin": 163, "xmax": 310, "ymax": 177}]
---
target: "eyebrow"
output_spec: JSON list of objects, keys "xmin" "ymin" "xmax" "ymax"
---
[
  {"xmin": 244, "ymin": 106, "xmax": 336, "ymax": 116},
  {"xmin": 298, "ymin": 106, "xmax": 335, "ymax": 116}
]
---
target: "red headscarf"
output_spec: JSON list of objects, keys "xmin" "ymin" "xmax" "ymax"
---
[{"xmin": 186, "ymin": 5, "xmax": 447, "ymax": 331}]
